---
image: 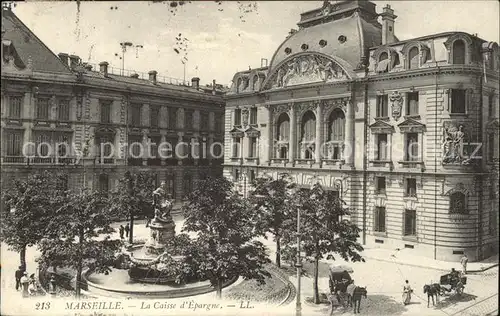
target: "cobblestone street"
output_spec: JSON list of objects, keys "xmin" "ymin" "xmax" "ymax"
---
[{"xmin": 3, "ymin": 219, "xmax": 497, "ymax": 316}]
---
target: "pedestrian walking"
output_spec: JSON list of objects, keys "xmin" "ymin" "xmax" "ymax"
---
[
  {"xmin": 124, "ymin": 223, "xmax": 130, "ymax": 238},
  {"xmin": 15, "ymin": 266, "xmax": 23, "ymax": 291},
  {"xmin": 20, "ymin": 271, "xmax": 29, "ymax": 298},
  {"xmin": 402, "ymin": 280, "xmax": 412, "ymax": 305},
  {"xmin": 460, "ymin": 254, "xmax": 468, "ymax": 274},
  {"xmin": 119, "ymin": 225, "xmax": 125, "ymax": 239}
]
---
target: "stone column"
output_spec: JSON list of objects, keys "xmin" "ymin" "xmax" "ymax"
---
[
  {"xmin": 344, "ymin": 99, "xmax": 355, "ymax": 166},
  {"xmin": 266, "ymin": 106, "xmax": 273, "ymax": 164},
  {"xmin": 160, "ymin": 134, "xmax": 167, "ymax": 165},
  {"xmin": 315, "ymin": 102, "xmax": 322, "ymax": 164},
  {"xmin": 289, "ymin": 104, "xmax": 296, "ymax": 164},
  {"xmin": 141, "ymin": 103, "xmax": 150, "ymax": 127},
  {"xmin": 178, "ymin": 133, "xmax": 184, "ymax": 164}
]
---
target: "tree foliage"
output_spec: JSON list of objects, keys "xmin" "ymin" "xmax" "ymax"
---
[
  {"xmin": 282, "ymin": 183, "xmax": 364, "ymax": 304},
  {"xmin": 37, "ymin": 188, "xmax": 122, "ymax": 297},
  {"xmin": 108, "ymin": 171, "xmax": 156, "ymax": 243},
  {"xmin": 0, "ymin": 171, "xmax": 67, "ymax": 268},
  {"xmin": 249, "ymin": 174, "xmax": 295, "ymax": 268},
  {"xmin": 180, "ymin": 177, "xmax": 271, "ymax": 298}
]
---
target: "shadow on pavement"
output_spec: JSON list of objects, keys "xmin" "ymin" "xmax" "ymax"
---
[
  {"xmin": 434, "ymin": 292, "xmax": 478, "ymax": 309},
  {"xmin": 322, "ymin": 294, "xmax": 408, "ymax": 315}
]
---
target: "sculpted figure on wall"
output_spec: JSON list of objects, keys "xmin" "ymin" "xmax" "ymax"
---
[
  {"xmin": 442, "ymin": 123, "xmax": 471, "ymax": 165},
  {"xmin": 271, "ymin": 55, "xmax": 348, "ymax": 89},
  {"xmin": 389, "ymin": 91, "xmax": 403, "ymax": 120}
]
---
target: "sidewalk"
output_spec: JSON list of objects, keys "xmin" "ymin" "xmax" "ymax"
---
[{"xmin": 362, "ymin": 247, "xmax": 499, "ymax": 273}]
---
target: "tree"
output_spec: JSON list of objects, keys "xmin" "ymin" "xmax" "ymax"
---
[
  {"xmin": 282, "ymin": 183, "xmax": 364, "ymax": 304},
  {"xmin": 249, "ymin": 174, "xmax": 295, "ymax": 268},
  {"xmin": 108, "ymin": 171, "xmax": 156, "ymax": 244},
  {"xmin": 180, "ymin": 177, "xmax": 271, "ymax": 298},
  {"xmin": 0, "ymin": 171, "xmax": 64, "ymax": 269},
  {"xmin": 37, "ymin": 188, "xmax": 121, "ymax": 298}
]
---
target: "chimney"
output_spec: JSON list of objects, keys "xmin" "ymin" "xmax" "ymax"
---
[
  {"xmin": 82, "ymin": 63, "xmax": 93, "ymax": 71},
  {"xmin": 212, "ymin": 79, "xmax": 216, "ymax": 95},
  {"xmin": 191, "ymin": 77, "xmax": 200, "ymax": 90},
  {"xmin": 380, "ymin": 4, "xmax": 397, "ymax": 45},
  {"xmin": 58, "ymin": 53, "xmax": 69, "ymax": 67},
  {"xmin": 99, "ymin": 61, "xmax": 109, "ymax": 77},
  {"xmin": 130, "ymin": 73, "xmax": 139, "ymax": 79},
  {"xmin": 148, "ymin": 70, "xmax": 157, "ymax": 84},
  {"xmin": 69, "ymin": 55, "xmax": 80, "ymax": 69}
]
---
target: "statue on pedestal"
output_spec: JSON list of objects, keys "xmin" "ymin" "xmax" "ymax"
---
[{"xmin": 152, "ymin": 182, "xmax": 173, "ymax": 221}]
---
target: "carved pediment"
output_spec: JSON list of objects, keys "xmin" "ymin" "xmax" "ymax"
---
[
  {"xmin": 398, "ymin": 118, "xmax": 426, "ymax": 133},
  {"xmin": 486, "ymin": 119, "xmax": 499, "ymax": 134},
  {"xmin": 245, "ymin": 126, "xmax": 260, "ymax": 137},
  {"xmin": 263, "ymin": 54, "xmax": 351, "ymax": 90},
  {"xmin": 95, "ymin": 127, "xmax": 116, "ymax": 135},
  {"xmin": 369, "ymin": 120, "xmax": 394, "ymax": 134},
  {"xmin": 229, "ymin": 127, "xmax": 244, "ymax": 138}
]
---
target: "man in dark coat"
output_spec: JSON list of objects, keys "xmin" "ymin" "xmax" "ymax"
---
[
  {"xmin": 124, "ymin": 223, "xmax": 130, "ymax": 238},
  {"xmin": 119, "ymin": 225, "xmax": 124, "ymax": 239},
  {"xmin": 15, "ymin": 266, "xmax": 24, "ymax": 291}
]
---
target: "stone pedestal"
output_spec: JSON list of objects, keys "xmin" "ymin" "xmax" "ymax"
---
[{"xmin": 145, "ymin": 215, "xmax": 176, "ymax": 256}]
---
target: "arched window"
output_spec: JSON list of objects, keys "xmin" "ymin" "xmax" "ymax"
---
[
  {"xmin": 236, "ymin": 78, "xmax": 242, "ymax": 93},
  {"xmin": 301, "ymin": 111, "xmax": 316, "ymax": 160},
  {"xmin": 379, "ymin": 52, "xmax": 388, "ymax": 62},
  {"xmin": 252, "ymin": 75, "xmax": 259, "ymax": 91},
  {"xmin": 452, "ymin": 40, "xmax": 466, "ymax": 64},
  {"xmin": 301, "ymin": 111, "xmax": 316, "ymax": 142},
  {"xmin": 277, "ymin": 113, "xmax": 290, "ymax": 141},
  {"xmin": 409, "ymin": 47, "xmax": 419, "ymax": 69},
  {"xmin": 98, "ymin": 173, "xmax": 109, "ymax": 193},
  {"xmin": 328, "ymin": 109, "xmax": 345, "ymax": 141},
  {"xmin": 449, "ymin": 192, "xmax": 467, "ymax": 214}
]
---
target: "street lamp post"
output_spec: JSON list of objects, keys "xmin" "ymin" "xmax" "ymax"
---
[
  {"xmin": 118, "ymin": 42, "xmax": 143, "ymax": 76},
  {"xmin": 295, "ymin": 205, "xmax": 302, "ymax": 316}
]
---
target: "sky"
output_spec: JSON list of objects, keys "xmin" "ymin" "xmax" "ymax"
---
[{"xmin": 10, "ymin": 1, "xmax": 500, "ymax": 87}]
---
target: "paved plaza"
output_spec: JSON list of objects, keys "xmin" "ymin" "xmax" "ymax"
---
[{"xmin": 1, "ymin": 217, "xmax": 498, "ymax": 316}]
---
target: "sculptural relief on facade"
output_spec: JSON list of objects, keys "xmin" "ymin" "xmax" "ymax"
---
[
  {"xmin": 322, "ymin": 98, "xmax": 349, "ymax": 117},
  {"xmin": 241, "ymin": 108, "xmax": 249, "ymax": 127},
  {"xmin": 442, "ymin": 121, "xmax": 473, "ymax": 165},
  {"xmin": 389, "ymin": 91, "xmax": 403, "ymax": 120},
  {"xmin": 269, "ymin": 55, "xmax": 349, "ymax": 89}
]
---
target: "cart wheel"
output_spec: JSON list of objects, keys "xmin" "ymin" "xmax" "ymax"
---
[{"xmin": 456, "ymin": 286, "xmax": 464, "ymax": 295}]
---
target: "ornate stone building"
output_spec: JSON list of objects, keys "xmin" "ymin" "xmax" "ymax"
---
[
  {"xmin": 224, "ymin": 1, "xmax": 499, "ymax": 261},
  {"xmin": 1, "ymin": 6, "xmax": 225, "ymax": 210}
]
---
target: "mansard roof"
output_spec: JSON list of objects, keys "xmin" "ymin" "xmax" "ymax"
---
[{"xmin": 1, "ymin": 8, "xmax": 71, "ymax": 73}]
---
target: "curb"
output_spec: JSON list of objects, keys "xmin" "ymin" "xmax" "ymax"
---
[{"xmin": 364, "ymin": 255, "xmax": 499, "ymax": 273}]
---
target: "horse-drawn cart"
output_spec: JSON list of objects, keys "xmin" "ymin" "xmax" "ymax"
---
[
  {"xmin": 328, "ymin": 265, "xmax": 354, "ymax": 308},
  {"xmin": 439, "ymin": 272, "xmax": 466, "ymax": 295}
]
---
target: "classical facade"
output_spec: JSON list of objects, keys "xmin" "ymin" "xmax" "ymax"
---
[
  {"xmin": 1, "ymin": 5, "xmax": 225, "ymax": 209},
  {"xmin": 224, "ymin": 1, "xmax": 500, "ymax": 261}
]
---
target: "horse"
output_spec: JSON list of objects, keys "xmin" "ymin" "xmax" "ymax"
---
[
  {"xmin": 423, "ymin": 283, "xmax": 441, "ymax": 307},
  {"xmin": 346, "ymin": 283, "xmax": 368, "ymax": 314}
]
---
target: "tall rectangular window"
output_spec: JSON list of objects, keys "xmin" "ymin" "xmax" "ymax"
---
[
  {"xmin": 201, "ymin": 112, "xmax": 209, "ymax": 131},
  {"xmin": 404, "ymin": 209, "xmax": 417, "ymax": 236},
  {"xmin": 377, "ymin": 134, "xmax": 388, "ymax": 160},
  {"xmin": 184, "ymin": 110, "xmax": 193, "ymax": 129},
  {"xmin": 166, "ymin": 173, "xmax": 175, "ymax": 199},
  {"xmin": 406, "ymin": 133, "xmax": 419, "ymax": 161},
  {"xmin": 100, "ymin": 100, "xmax": 111, "ymax": 123},
  {"xmin": 150, "ymin": 106, "xmax": 159, "ymax": 128},
  {"xmin": 98, "ymin": 174, "xmax": 109, "ymax": 193},
  {"xmin": 183, "ymin": 174, "xmax": 192, "ymax": 198},
  {"xmin": 248, "ymin": 137, "xmax": 257, "ymax": 158},
  {"xmin": 232, "ymin": 137, "xmax": 241, "ymax": 157},
  {"xmin": 488, "ymin": 94, "xmax": 494, "ymax": 117},
  {"xmin": 36, "ymin": 97, "xmax": 50, "ymax": 119},
  {"xmin": 5, "ymin": 131, "xmax": 23, "ymax": 156},
  {"xmin": 56, "ymin": 133, "xmax": 71, "ymax": 157},
  {"xmin": 58, "ymin": 99, "xmax": 70, "ymax": 121},
  {"xmin": 35, "ymin": 132, "xmax": 51, "ymax": 156},
  {"xmin": 406, "ymin": 178, "xmax": 417, "ymax": 197},
  {"xmin": 376, "ymin": 176, "xmax": 386, "ymax": 195},
  {"xmin": 168, "ymin": 107, "xmax": 177, "ymax": 129},
  {"xmin": 451, "ymin": 89, "xmax": 466, "ymax": 114},
  {"xmin": 250, "ymin": 107, "xmax": 257, "ymax": 125},
  {"xmin": 130, "ymin": 104, "xmax": 141, "ymax": 126},
  {"xmin": 406, "ymin": 92, "xmax": 419, "ymax": 116},
  {"xmin": 488, "ymin": 134, "xmax": 495, "ymax": 161},
  {"xmin": 8, "ymin": 96, "xmax": 22, "ymax": 118},
  {"xmin": 234, "ymin": 108, "xmax": 242, "ymax": 126},
  {"xmin": 374, "ymin": 207, "xmax": 386, "ymax": 232},
  {"xmin": 376, "ymin": 95, "xmax": 388, "ymax": 118}
]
